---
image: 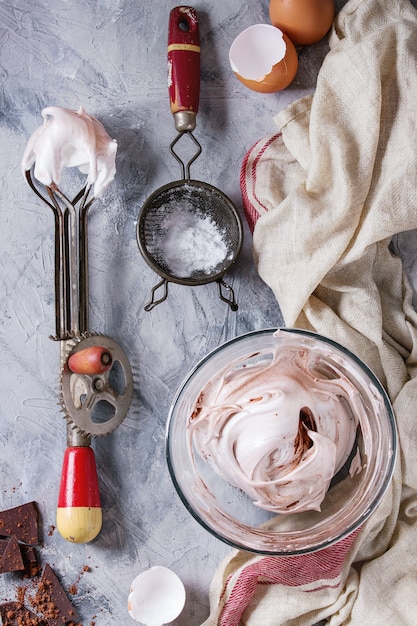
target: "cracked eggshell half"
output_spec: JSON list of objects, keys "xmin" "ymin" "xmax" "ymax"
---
[
  {"xmin": 127, "ymin": 566, "xmax": 186, "ymax": 624},
  {"xmin": 229, "ymin": 24, "xmax": 298, "ymax": 93}
]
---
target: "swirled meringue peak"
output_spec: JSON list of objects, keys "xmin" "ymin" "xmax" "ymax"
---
[
  {"xmin": 187, "ymin": 332, "xmax": 363, "ymax": 514},
  {"xmin": 22, "ymin": 106, "xmax": 117, "ymax": 197}
]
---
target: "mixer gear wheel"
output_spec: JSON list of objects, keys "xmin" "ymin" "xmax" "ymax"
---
[{"xmin": 60, "ymin": 333, "xmax": 133, "ymax": 437}]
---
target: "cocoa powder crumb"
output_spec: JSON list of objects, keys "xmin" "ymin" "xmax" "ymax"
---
[{"xmin": 16, "ymin": 585, "xmax": 26, "ymax": 604}]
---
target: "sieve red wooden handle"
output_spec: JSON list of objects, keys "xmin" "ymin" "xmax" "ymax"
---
[{"xmin": 168, "ymin": 6, "xmax": 200, "ymax": 129}]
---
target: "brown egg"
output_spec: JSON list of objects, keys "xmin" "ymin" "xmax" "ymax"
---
[
  {"xmin": 229, "ymin": 24, "xmax": 298, "ymax": 93},
  {"xmin": 269, "ymin": 0, "xmax": 335, "ymax": 46}
]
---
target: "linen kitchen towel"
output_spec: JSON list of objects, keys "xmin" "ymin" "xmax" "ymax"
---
[{"xmin": 203, "ymin": 0, "xmax": 417, "ymax": 623}]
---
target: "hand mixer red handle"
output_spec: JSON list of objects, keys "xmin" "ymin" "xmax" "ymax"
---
[
  {"xmin": 56, "ymin": 445, "xmax": 102, "ymax": 543},
  {"xmin": 168, "ymin": 6, "xmax": 200, "ymax": 131}
]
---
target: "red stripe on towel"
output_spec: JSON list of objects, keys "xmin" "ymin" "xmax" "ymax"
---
[
  {"xmin": 220, "ymin": 528, "xmax": 361, "ymax": 626},
  {"xmin": 240, "ymin": 133, "xmax": 282, "ymax": 232}
]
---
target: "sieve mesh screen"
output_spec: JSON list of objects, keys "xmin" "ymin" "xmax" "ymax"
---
[{"xmin": 137, "ymin": 181, "xmax": 243, "ymax": 285}]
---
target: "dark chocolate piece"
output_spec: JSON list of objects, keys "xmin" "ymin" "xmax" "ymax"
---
[
  {"xmin": 29, "ymin": 564, "xmax": 79, "ymax": 626},
  {"xmin": 20, "ymin": 544, "xmax": 40, "ymax": 578},
  {"xmin": 0, "ymin": 502, "xmax": 39, "ymax": 545},
  {"xmin": 0, "ymin": 537, "xmax": 39, "ymax": 578},
  {"xmin": 0, "ymin": 601, "xmax": 45, "ymax": 625},
  {"xmin": 0, "ymin": 536, "xmax": 25, "ymax": 574}
]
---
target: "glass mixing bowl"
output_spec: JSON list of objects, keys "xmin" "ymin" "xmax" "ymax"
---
[{"xmin": 166, "ymin": 328, "xmax": 397, "ymax": 555}]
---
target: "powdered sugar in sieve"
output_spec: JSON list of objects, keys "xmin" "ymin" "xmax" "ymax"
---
[
  {"xmin": 161, "ymin": 208, "xmax": 231, "ymax": 278},
  {"xmin": 140, "ymin": 189, "xmax": 237, "ymax": 282}
]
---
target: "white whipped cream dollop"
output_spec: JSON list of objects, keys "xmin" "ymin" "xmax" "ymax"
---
[
  {"xmin": 188, "ymin": 341, "xmax": 363, "ymax": 514},
  {"xmin": 22, "ymin": 106, "xmax": 117, "ymax": 198}
]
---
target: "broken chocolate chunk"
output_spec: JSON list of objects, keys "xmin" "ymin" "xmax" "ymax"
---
[
  {"xmin": 0, "ymin": 536, "xmax": 25, "ymax": 574},
  {"xmin": 0, "ymin": 502, "xmax": 39, "ymax": 545},
  {"xmin": 20, "ymin": 544, "xmax": 40, "ymax": 578},
  {"xmin": 0, "ymin": 600, "xmax": 45, "ymax": 625},
  {"xmin": 28, "ymin": 564, "xmax": 79, "ymax": 626},
  {"xmin": 0, "ymin": 537, "xmax": 39, "ymax": 578}
]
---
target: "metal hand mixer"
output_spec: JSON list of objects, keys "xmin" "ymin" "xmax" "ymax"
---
[{"xmin": 24, "ymin": 170, "xmax": 133, "ymax": 543}]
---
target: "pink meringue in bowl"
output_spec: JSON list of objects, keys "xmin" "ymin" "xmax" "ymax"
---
[{"xmin": 166, "ymin": 328, "xmax": 397, "ymax": 555}]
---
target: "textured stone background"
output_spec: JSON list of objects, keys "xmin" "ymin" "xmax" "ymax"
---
[{"xmin": 1, "ymin": 1, "xmax": 417, "ymax": 624}]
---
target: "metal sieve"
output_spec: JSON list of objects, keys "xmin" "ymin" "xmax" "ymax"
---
[{"xmin": 136, "ymin": 6, "xmax": 243, "ymax": 311}]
